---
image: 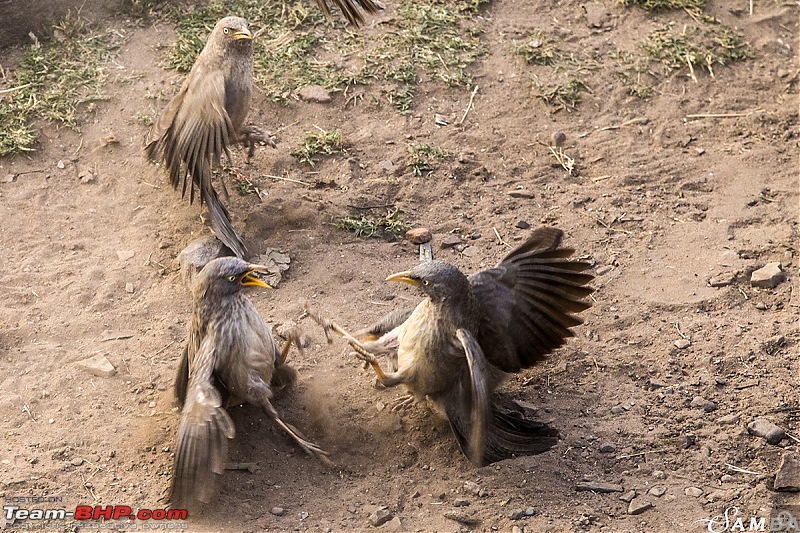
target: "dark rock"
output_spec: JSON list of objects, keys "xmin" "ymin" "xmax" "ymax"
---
[
  {"xmin": 509, "ymin": 190, "xmax": 535, "ymax": 199},
  {"xmin": 515, "ymin": 219, "xmax": 531, "ymax": 229},
  {"xmin": 369, "ymin": 507, "xmax": 392, "ymax": 527},
  {"xmin": 774, "ymin": 453, "xmax": 800, "ymax": 491},
  {"xmin": 443, "ymin": 511, "xmax": 480, "ymax": 526},
  {"xmin": 598, "ymin": 443, "xmax": 616, "ymax": 453},
  {"xmin": 627, "ymin": 500, "xmax": 653, "ymax": 515},
  {"xmin": 441, "ymin": 234, "xmax": 464, "ymax": 248},
  {"xmin": 452, "ymin": 498, "xmax": 469, "ymax": 507},
  {"xmin": 747, "ymin": 418, "xmax": 786, "ymax": 445},
  {"xmin": 620, "ymin": 490, "xmax": 636, "ymax": 503}
]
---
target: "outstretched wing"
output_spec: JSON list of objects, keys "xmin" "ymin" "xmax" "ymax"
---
[{"xmin": 469, "ymin": 227, "xmax": 594, "ymax": 373}]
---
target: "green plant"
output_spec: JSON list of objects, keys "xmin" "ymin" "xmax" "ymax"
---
[
  {"xmin": 291, "ymin": 129, "xmax": 343, "ymax": 166},
  {"xmin": 337, "ymin": 208, "xmax": 411, "ymax": 238},
  {"xmin": 406, "ymin": 143, "xmax": 449, "ymax": 176}
]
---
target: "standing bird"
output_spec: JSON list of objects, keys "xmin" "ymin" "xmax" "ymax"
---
[
  {"xmin": 170, "ymin": 257, "xmax": 328, "ymax": 509},
  {"xmin": 145, "ymin": 16, "xmax": 269, "ymax": 259},
  {"xmin": 308, "ymin": 227, "xmax": 593, "ymax": 465}
]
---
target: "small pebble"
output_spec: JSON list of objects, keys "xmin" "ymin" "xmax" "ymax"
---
[
  {"xmin": 598, "ymin": 443, "xmax": 616, "ymax": 453},
  {"xmin": 652, "ymin": 470, "xmax": 666, "ymax": 480},
  {"xmin": 619, "ymin": 490, "xmax": 636, "ymax": 503},
  {"xmin": 270, "ymin": 507, "xmax": 286, "ymax": 516},
  {"xmin": 627, "ymin": 500, "xmax": 653, "ymax": 515},
  {"xmin": 611, "ymin": 405, "xmax": 625, "ymax": 415},
  {"xmin": 464, "ymin": 481, "xmax": 480, "ymax": 495},
  {"xmin": 148, "ymin": 401, "xmax": 156, "ymax": 409},
  {"xmin": 596, "ymin": 265, "xmax": 613, "ymax": 276},
  {"xmin": 674, "ymin": 339, "xmax": 691, "ymax": 349},
  {"xmin": 369, "ymin": 508, "xmax": 392, "ymax": 527},
  {"xmin": 405, "ymin": 227, "xmax": 432, "ymax": 244},
  {"xmin": 453, "ymin": 498, "xmax": 469, "ymax": 507},
  {"xmin": 70, "ymin": 458, "xmax": 84, "ymax": 466},
  {"xmin": 552, "ymin": 131, "xmax": 567, "ymax": 147},
  {"xmin": 747, "ymin": 418, "xmax": 786, "ymax": 445},
  {"xmin": 685, "ymin": 487, "xmax": 704, "ymax": 497},
  {"xmin": 515, "ymin": 219, "xmax": 531, "ymax": 229},
  {"xmin": 508, "ymin": 509, "xmax": 525, "ymax": 520},
  {"xmin": 125, "ymin": 283, "xmax": 135, "ymax": 294},
  {"xmin": 716, "ymin": 414, "xmax": 739, "ymax": 425},
  {"xmin": 750, "ymin": 262, "xmax": 784, "ymax": 288},
  {"xmin": 648, "ymin": 486, "xmax": 667, "ymax": 497},
  {"xmin": 470, "ymin": 233, "xmax": 481, "ymax": 240},
  {"xmin": 509, "ymin": 191, "xmax": 535, "ymax": 199}
]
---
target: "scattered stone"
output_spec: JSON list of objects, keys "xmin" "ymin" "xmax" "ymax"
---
[
  {"xmin": 716, "ymin": 414, "xmax": 740, "ymax": 425},
  {"xmin": 754, "ymin": 302, "xmax": 768, "ymax": 310},
  {"xmin": 611, "ymin": 405, "xmax": 626, "ymax": 415},
  {"xmin": 509, "ymin": 190, "xmax": 535, "ymax": 199},
  {"xmin": 125, "ymin": 283, "xmax": 135, "ymax": 294},
  {"xmin": 508, "ymin": 509, "xmax": 525, "ymax": 520},
  {"xmin": 674, "ymin": 339, "xmax": 691, "ymax": 349},
  {"xmin": 774, "ymin": 453, "xmax": 800, "ymax": 491},
  {"xmin": 69, "ymin": 457, "xmax": 84, "ymax": 467},
  {"xmin": 598, "ymin": 443, "xmax": 616, "ymax": 453},
  {"xmin": 380, "ymin": 160, "xmax": 395, "ymax": 172},
  {"xmin": 685, "ymin": 487, "xmax": 704, "ymax": 497},
  {"xmin": 117, "ymin": 250, "xmax": 135, "ymax": 262},
  {"xmin": 148, "ymin": 401, "xmax": 156, "ymax": 409},
  {"xmin": 512, "ymin": 527, "xmax": 522, "ymax": 533},
  {"xmin": 575, "ymin": 482, "xmax": 624, "ymax": 493},
  {"xmin": 464, "ymin": 481, "xmax": 480, "ymax": 495},
  {"xmin": 515, "ymin": 219, "xmax": 531, "ymax": 229},
  {"xmin": 627, "ymin": 500, "xmax": 653, "ymax": 515},
  {"xmin": 690, "ymin": 396, "xmax": 717, "ymax": 412},
  {"xmin": 384, "ymin": 516, "xmax": 404, "ymax": 532},
  {"xmin": 652, "ymin": 470, "xmax": 666, "ymax": 480},
  {"xmin": 299, "ymin": 511, "xmax": 308, "ymax": 520},
  {"xmin": 551, "ymin": 131, "xmax": 567, "ymax": 147},
  {"xmin": 462, "ymin": 246, "xmax": 479, "ymax": 257},
  {"xmin": 620, "ymin": 490, "xmax": 636, "ymax": 503},
  {"xmin": 75, "ymin": 354, "xmax": 116, "ymax": 378},
  {"xmin": 79, "ymin": 170, "xmax": 96, "ymax": 184},
  {"xmin": 1, "ymin": 173, "xmax": 16, "ymax": 183},
  {"xmin": 369, "ymin": 507, "xmax": 392, "ymax": 527},
  {"xmin": 524, "ymin": 507, "xmax": 536, "ymax": 516},
  {"xmin": 648, "ymin": 486, "xmax": 667, "ymax": 497},
  {"xmin": 57, "ymin": 160, "xmax": 66, "ymax": 169},
  {"xmin": 270, "ymin": 507, "xmax": 286, "ymax": 516},
  {"xmin": 596, "ymin": 265, "xmax": 613, "ymax": 276},
  {"xmin": 747, "ymin": 418, "xmax": 786, "ymax": 445},
  {"xmin": 452, "ymin": 498, "xmax": 469, "ymax": 507},
  {"xmin": 443, "ymin": 511, "xmax": 480, "ymax": 526},
  {"xmin": 101, "ymin": 331, "xmax": 135, "ymax": 341},
  {"xmin": 297, "ymin": 85, "xmax": 331, "ymax": 103},
  {"xmin": 649, "ymin": 379, "xmax": 667, "ymax": 390},
  {"xmin": 750, "ymin": 262, "xmax": 784, "ymax": 288},
  {"xmin": 178, "ymin": 236, "xmax": 229, "ymax": 286},
  {"xmin": 709, "ymin": 272, "xmax": 737, "ymax": 287},
  {"xmin": 405, "ymin": 227, "xmax": 432, "ymax": 244},
  {"xmin": 469, "ymin": 233, "xmax": 481, "ymax": 240},
  {"xmin": 441, "ymin": 234, "xmax": 463, "ymax": 248},
  {"xmin": 512, "ymin": 399, "xmax": 539, "ymax": 413}
]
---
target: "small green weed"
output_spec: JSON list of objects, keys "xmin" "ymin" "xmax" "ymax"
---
[
  {"xmin": 291, "ymin": 129, "xmax": 343, "ymax": 167},
  {"xmin": 406, "ymin": 143, "xmax": 449, "ymax": 176},
  {"xmin": 533, "ymin": 78, "xmax": 590, "ymax": 111},
  {"xmin": 514, "ymin": 30, "xmax": 558, "ymax": 65},
  {"xmin": 337, "ymin": 208, "xmax": 411, "ymax": 238}
]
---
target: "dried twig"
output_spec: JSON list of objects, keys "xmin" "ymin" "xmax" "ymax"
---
[
  {"xmin": 266, "ymin": 174, "xmax": 312, "ymax": 187},
  {"xmin": 685, "ymin": 110, "xmax": 762, "ymax": 119},
  {"xmin": 457, "ymin": 85, "xmax": 479, "ymax": 125},
  {"xmin": 493, "ymin": 227, "xmax": 511, "ymax": 248},
  {"xmin": 724, "ymin": 463, "xmax": 762, "ymax": 475},
  {"xmin": 615, "ymin": 449, "xmax": 670, "ymax": 460}
]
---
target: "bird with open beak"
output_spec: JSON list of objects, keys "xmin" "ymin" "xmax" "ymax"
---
[
  {"xmin": 145, "ymin": 16, "xmax": 270, "ymax": 259},
  {"xmin": 169, "ymin": 257, "xmax": 328, "ymax": 509},
  {"xmin": 308, "ymin": 227, "xmax": 594, "ymax": 465}
]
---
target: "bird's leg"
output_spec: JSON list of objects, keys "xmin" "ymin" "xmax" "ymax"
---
[
  {"xmin": 277, "ymin": 325, "xmax": 306, "ymax": 366},
  {"xmin": 303, "ymin": 303, "xmax": 398, "ymax": 386},
  {"xmin": 238, "ymin": 124, "xmax": 276, "ymax": 160},
  {"xmin": 391, "ymin": 394, "xmax": 416, "ymax": 412},
  {"xmin": 258, "ymin": 395, "xmax": 331, "ymax": 466}
]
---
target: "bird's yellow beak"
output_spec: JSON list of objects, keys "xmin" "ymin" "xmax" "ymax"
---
[
  {"xmin": 234, "ymin": 28, "xmax": 253, "ymax": 40},
  {"xmin": 240, "ymin": 264, "xmax": 272, "ymax": 289},
  {"xmin": 386, "ymin": 271, "xmax": 420, "ymax": 286}
]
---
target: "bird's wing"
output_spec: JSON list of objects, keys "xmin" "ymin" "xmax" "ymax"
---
[
  {"xmin": 314, "ymin": 0, "xmax": 384, "ymax": 25},
  {"xmin": 469, "ymin": 227, "xmax": 594, "ymax": 373},
  {"xmin": 352, "ymin": 307, "xmax": 416, "ymax": 340},
  {"xmin": 169, "ymin": 332, "xmax": 236, "ymax": 508},
  {"xmin": 174, "ymin": 345, "xmax": 190, "ymax": 408},
  {"xmin": 145, "ymin": 68, "xmax": 246, "ymax": 257}
]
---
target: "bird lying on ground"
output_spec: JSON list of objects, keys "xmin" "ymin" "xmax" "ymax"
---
[
  {"xmin": 170, "ymin": 257, "xmax": 328, "ymax": 509},
  {"xmin": 307, "ymin": 227, "xmax": 594, "ymax": 465},
  {"xmin": 145, "ymin": 16, "xmax": 270, "ymax": 259}
]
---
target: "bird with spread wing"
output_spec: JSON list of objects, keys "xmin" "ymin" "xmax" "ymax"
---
[{"xmin": 307, "ymin": 227, "xmax": 594, "ymax": 465}]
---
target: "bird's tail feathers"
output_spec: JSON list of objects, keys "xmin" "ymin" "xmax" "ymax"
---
[
  {"xmin": 203, "ymin": 188, "xmax": 247, "ymax": 258},
  {"xmin": 271, "ymin": 363, "xmax": 298, "ymax": 393},
  {"xmin": 169, "ymin": 382, "xmax": 235, "ymax": 510}
]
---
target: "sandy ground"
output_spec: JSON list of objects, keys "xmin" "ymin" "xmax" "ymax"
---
[{"xmin": 0, "ymin": 0, "xmax": 798, "ymax": 531}]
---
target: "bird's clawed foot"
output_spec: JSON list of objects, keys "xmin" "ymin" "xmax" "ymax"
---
[
  {"xmin": 391, "ymin": 394, "xmax": 415, "ymax": 412},
  {"xmin": 239, "ymin": 124, "xmax": 276, "ymax": 159}
]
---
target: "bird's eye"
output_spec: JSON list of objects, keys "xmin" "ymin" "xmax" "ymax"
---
[
  {"xmin": 423, "ymin": 280, "xmax": 430, "ymax": 286},
  {"xmin": 228, "ymin": 275, "xmax": 237, "ymax": 282},
  {"xmin": 223, "ymin": 28, "xmax": 230, "ymax": 35}
]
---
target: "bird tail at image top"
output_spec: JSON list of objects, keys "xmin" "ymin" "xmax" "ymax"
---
[
  {"xmin": 315, "ymin": 0, "xmax": 385, "ymax": 25},
  {"xmin": 169, "ymin": 380, "xmax": 235, "ymax": 509},
  {"xmin": 203, "ymin": 186, "xmax": 247, "ymax": 258}
]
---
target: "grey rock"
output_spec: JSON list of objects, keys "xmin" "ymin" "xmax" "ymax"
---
[
  {"xmin": 442, "ymin": 511, "xmax": 480, "ymax": 526},
  {"xmin": 515, "ymin": 219, "xmax": 531, "ymax": 229},
  {"xmin": 611, "ymin": 405, "xmax": 626, "ymax": 415},
  {"xmin": 369, "ymin": 507, "xmax": 392, "ymax": 527},
  {"xmin": 464, "ymin": 481, "xmax": 480, "ymax": 495},
  {"xmin": 716, "ymin": 414, "xmax": 740, "ymax": 425},
  {"xmin": 75, "ymin": 354, "xmax": 116, "ymax": 378},
  {"xmin": 596, "ymin": 265, "xmax": 613, "ymax": 276},
  {"xmin": 525, "ymin": 507, "xmax": 536, "ymax": 516},
  {"xmin": 452, "ymin": 498, "xmax": 469, "ymax": 507},
  {"xmin": 690, "ymin": 396, "xmax": 717, "ymax": 412},
  {"xmin": 380, "ymin": 160, "xmax": 395, "ymax": 172},
  {"xmin": 575, "ymin": 482, "xmax": 624, "ymax": 493},
  {"xmin": 747, "ymin": 418, "xmax": 786, "ymax": 445},
  {"xmin": 297, "ymin": 85, "xmax": 331, "ymax": 103},
  {"xmin": 598, "ymin": 443, "xmax": 616, "ymax": 453},
  {"xmin": 252, "ymin": 248, "xmax": 292, "ymax": 288},
  {"xmin": 627, "ymin": 500, "xmax": 653, "ymax": 515},
  {"xmin": 674, "ymin": 339, "xmax": 691, "ymax": 349},
  {"xmin": 462, "ymin": 246, "xmax": 479, "ymax": 257},
  {"xmin": 709, "ymin": 272, "xmax": 737, "ymax": 287},
  {"xmin": 774, "ymin": 453, "xmax": 800, "ymax": 491},
  {"xmin": 684, "ymin": 487, "xmax": 704, "ymax": 497},
  {"xmin": 512, "ymin": 527, "xmax": 523, "ymax": 533},
  {"xmin": 178, "ymin": 236, "xmax": 229, "ymax": 286},
  {"xmin": 508, "ymin": 509, "xmax": 525, "ymax": 520},
  {"xmin": 620, "ymin": 490, "xmax": 636, "ymax": 503},
  {"xmin": 551, "ymin": 131, "xmax": 567, "ymax": 147},
  {"xmin": 441, "ymin": 234, "xmax": 464, "ymax": 248},
  {"xmin": 70, "ymin": 457, "xmax": 84, "ymax": 466},
  {"xmin": 750, "ymin": 262, "xmax": 784, "ymax": 288},
  {"xmin": 648, "ymin": 486, "xmax": 667, "ymax": 497},
  {"xmin": 652, "ymin": 470, "xmax": 666, "ymax": 480},
  {"xmin": 270, "ymin": 507, "xmax": 286, "ymax": 516},
  {"xmin": 509, "ymin": 190, "xmax": 535, "ymax": 199},
  {"xmin": 384, "ymin": 516, "xmax": 404, "ymax": 532}
]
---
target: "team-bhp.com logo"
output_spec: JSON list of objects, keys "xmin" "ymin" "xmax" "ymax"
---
[
  {"xmin": 693, "ymin": 506, "xmax": 799, "ymax": 532},
  {"xmin": 4, "ymin": 498, "xmax": 188, "ymax": 530}
]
